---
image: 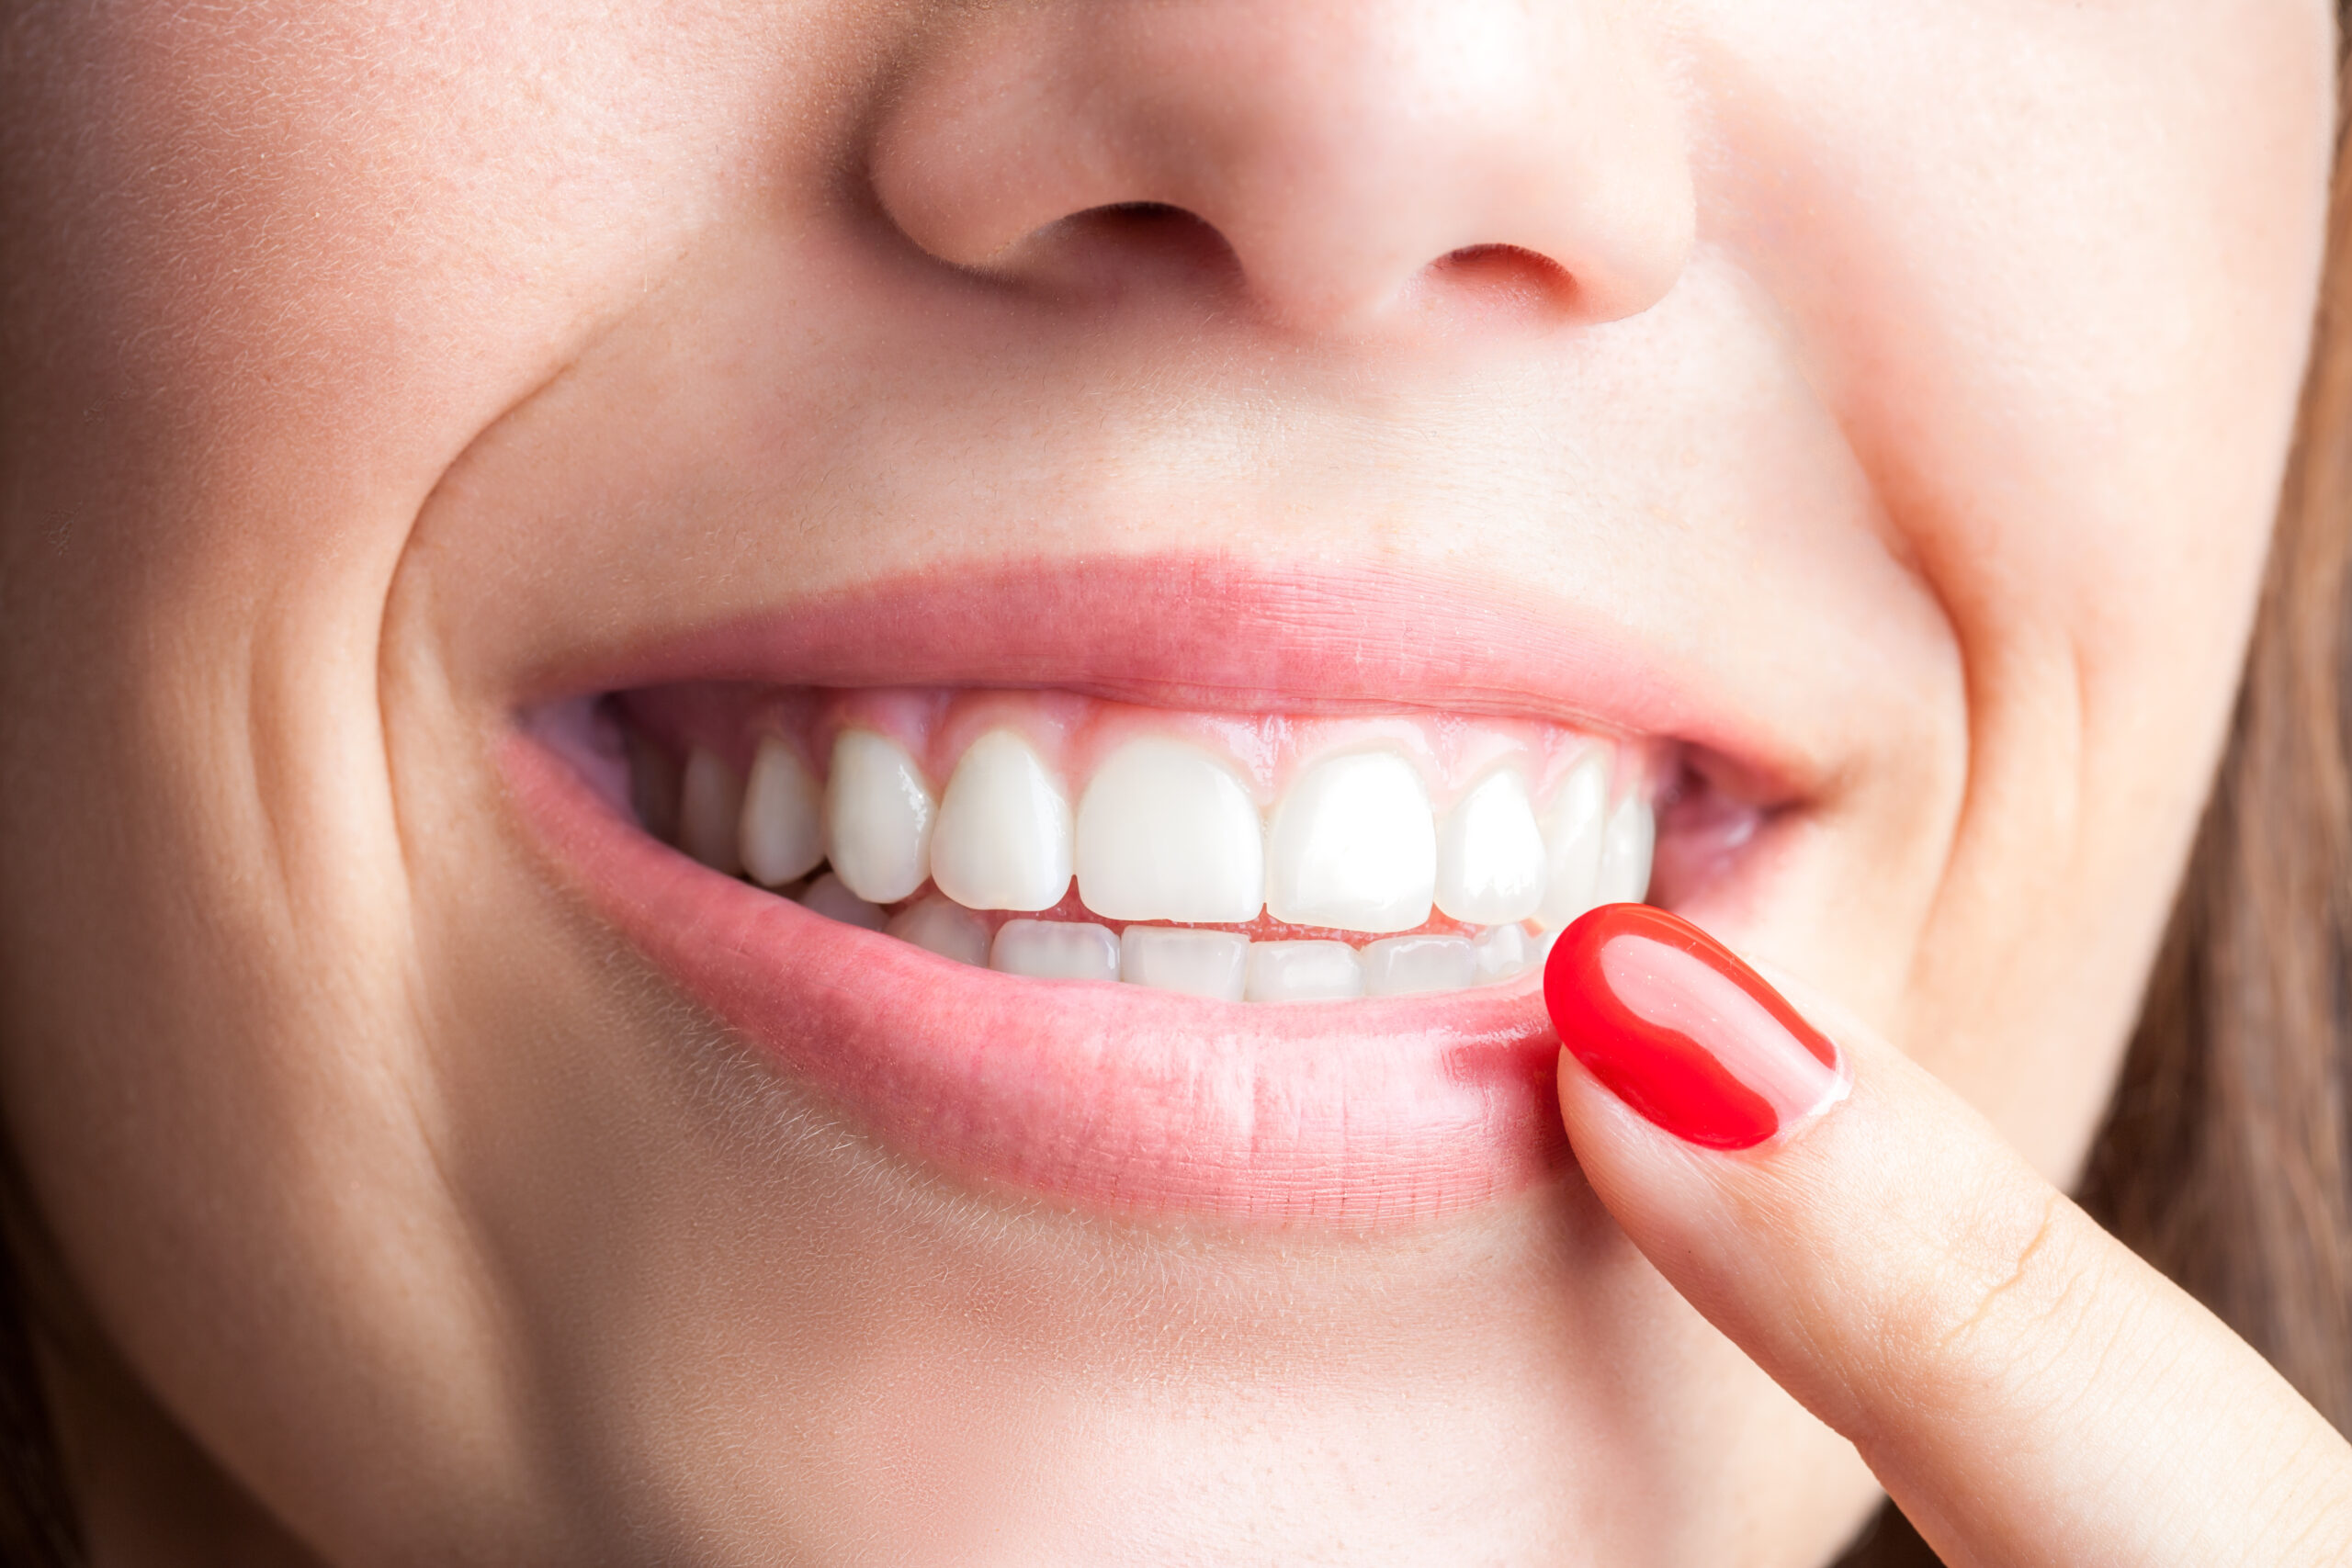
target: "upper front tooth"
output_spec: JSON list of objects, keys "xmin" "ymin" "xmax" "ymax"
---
[
  {"xmin": 1434, "ymin": 766, "xmax": 1546, "ymax": 925},
  {"xmin": 1264, "ymin": 750, "xmax": 1436, "ymax": 933},
  {"xmin": 1596, "ymin": 793, "xmax": 1656, "ymax": 905},
  {"xmin": 1075, "ymin": 739, "xmax": 1264, "ymax": 923},
  {"xmin": 824, "ymin": 729, "xmax": 935, "ymax": 905},
  {"xmin": 928, "ymin": 729, "xmax": 1073, "ymax": 912},
  {"xmin": 739, "ymin": 735, "xmax": 825, "ymax": 887},
  {"xmin": 679, "ymin": 747, "xmax": 746, "ymax": 875},
  {"xmin": 1533, "ymin": 752, "xmax": 1607, "ymax": 931}
]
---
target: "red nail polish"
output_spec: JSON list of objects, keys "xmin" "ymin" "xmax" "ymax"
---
[{"xmin": 1544, "ymin": 904, "xmax": 1845, "ymax": 1151}]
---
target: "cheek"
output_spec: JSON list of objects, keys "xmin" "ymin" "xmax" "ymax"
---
[
  {"xmin": 0, "ymin": 3, "xmax": 889, "ymax": 1551},
  {"xmin": 1694, "ymin": 0, "xmax": 2333, "ymax": 1168}
]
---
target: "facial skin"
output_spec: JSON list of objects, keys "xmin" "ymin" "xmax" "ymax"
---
[{"xmin": 0, "ymin": 1, "xmax": 2333, "ymax": 1562}]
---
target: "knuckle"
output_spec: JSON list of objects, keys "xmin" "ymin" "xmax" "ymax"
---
[{"xmin": 1874, "ymin": 1186, "xmax": 2129, "ymax": 1415}]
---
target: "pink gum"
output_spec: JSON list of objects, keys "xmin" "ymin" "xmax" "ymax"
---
[{"xmin": 616, "ymin": 682, "xmax": 1667, "ymax": 811}]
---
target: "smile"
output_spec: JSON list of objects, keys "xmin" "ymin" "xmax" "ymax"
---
[{"xmin": 502, "ymin": 559, "xmax": 1776, "ymax": 1224}]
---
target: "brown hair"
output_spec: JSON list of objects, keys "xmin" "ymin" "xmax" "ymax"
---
[
  {"xmin": 5, "ymin": 25, "xmax": 2352, "ymax": 1568},
  {"xmin": 2078, "ymin": 69, "xmax": 2352, "ymax": 1432}
]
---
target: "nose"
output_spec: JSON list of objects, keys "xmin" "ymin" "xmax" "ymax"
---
[{"xmin": 868, "ymin": 0, "xmax": 1696, "ymax": 334}]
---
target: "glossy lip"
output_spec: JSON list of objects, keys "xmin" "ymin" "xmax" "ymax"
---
[
  {"xmin": 494, "ymin": 558, "xmax": 1802, "ymax": 1224},
  {"xmin": 504, "ymin": 558, "xmax": 1816, "ymax": 809},
  {"xmin": 510, "ymin": 736, "xmax": 1567, "ymax": 1223}
]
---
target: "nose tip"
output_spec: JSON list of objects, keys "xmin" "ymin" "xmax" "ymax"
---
[{"xmin": 869, "ymin": 1, "xmax": 1696, "ymax": 334}]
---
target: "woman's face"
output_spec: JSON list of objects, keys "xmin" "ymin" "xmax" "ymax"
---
[{"xmin": 0, "ymin": 2, "xmax": 2334, "ymax": 1561}]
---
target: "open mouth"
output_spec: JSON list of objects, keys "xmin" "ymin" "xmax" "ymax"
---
[
  {"xmin": 601, "ymin": 681, "xmax": 1659, "ymax": 999},
  {"xmin": 497, "ymin": 561, "xmax": 1776, "ymax": 1225}
]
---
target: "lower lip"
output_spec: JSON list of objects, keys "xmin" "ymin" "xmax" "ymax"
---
[{"xmin": 504, "ymin": 732, "xmax": 1572, "ymax": 1225}]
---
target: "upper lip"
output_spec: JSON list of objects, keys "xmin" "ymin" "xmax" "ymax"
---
[{"xmin": 503, "ymin": 555, "xmax": 1820, "ymax": 814}]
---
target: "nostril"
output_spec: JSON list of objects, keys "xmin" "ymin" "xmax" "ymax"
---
[
  {"xmin": 1094, "ymin": 200, "xmax": 1191, "ymax": 225},
  {"xmin": 1423, "ymin": 243, "xmax": 1579, "ymax": 321},
  {"xmin": 996, "ymin": 200, "xmax": 1245, "ymax": 303}
]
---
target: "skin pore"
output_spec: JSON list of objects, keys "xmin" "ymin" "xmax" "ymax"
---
[{"xmin": 0, "ymin": 1, "xmax": 2335, "ymax": 1563}]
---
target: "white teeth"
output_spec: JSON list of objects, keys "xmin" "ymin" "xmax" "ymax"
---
[
  {"xmin": 1075, "ymin": 739, "xmax": 1264, "ymax": 923},
  {"xmin": 1434, "ymin": 766, "xmax": 1546, "ymax": 925},
  {"xmin": 1119, "ymin": 927, "xmax": 1249, "ymax": 1000},
  {"xmin": 709, "ymin": 708, "xmax": 1653, "ymax": 1002},
  {"xmin": 885, "ymin": 895, "xmax": 990, "ymax": 965},
  {"xmin": 739, "ymin": 736, "xmax": 825, "ymax": 887},
  {"xmin": 1360, "ymin": 934, "xmax": 1478, "ymax": 997},
  {"xmin": 823, "ymin": 730, "xmax": 936, "ymax": 905},
  {"xmin": 990, "ymin": 918, "xmax": 1121, "ymax": 983},
  {"xmin": 798, "ymin": 871, "xmax": 888, "ymax": 931},
  {"xmin": 1596, "ymin": 793, "xmax": 1656, "ymax": 905},
  {"xmin": 1473, "ymin": 923, "xmax": 1534, "ymax": 985},
  {"xmin": 679, "ymin": 747, "xmax": 746, "ymax": 875},
  {"xmin": 1264, "ymin": 750, "xmax": 1436, "ymax": 933},
  {"xmin": 928, "ymin": 729, "xmax": 1073, "ymax": 912},
  {"xmin": 1533, "ymin": 753, "xmax": 1608, "ymax": 931},
  {"xmin": 1244, "ymin": 940, "xmax": 1364, "ymax": 1003}
]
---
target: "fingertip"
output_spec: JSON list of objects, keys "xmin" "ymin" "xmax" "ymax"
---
[{"xmin": 1544, "ymin": 904, "xmax": 1845, "ymax": 1153}]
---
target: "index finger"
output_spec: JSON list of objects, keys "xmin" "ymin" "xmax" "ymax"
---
[{"xmin": 1548, "ymin": 904, "xmax": 2352, "ymax": 1568}]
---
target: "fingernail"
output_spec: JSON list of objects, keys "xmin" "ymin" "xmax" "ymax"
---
[{"xmin": 1543, "ymin": 904, "xmax": 1845, "ymax": 1150}]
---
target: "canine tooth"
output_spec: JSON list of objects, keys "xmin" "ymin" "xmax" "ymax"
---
[
  {"xmin": 885, "ymin": 895, "xmax": 990, "ymax": 965},
  {"xmin": 824, "ymin": 730, "xmax": 935, "ymax": 905},
  {"xmin": 1244, "ymin": 940, "xmax": 1364, "ymax": 1003},
  {"xmin": 1264, "ymin": 750, "xmax": 1436, "ymax": 933},
  {"xmin": 990, "ymin": 919, "xmax": 1121, "ymax": 983},
  {"xmin": 1533, "ymin": 753, "xmax": 1608, "ymax": 930},
  {"xmin": 929, "ymin": 729, "xmax": 1073, "ymax": 912},
  {"xmin": 1119, "ymin": 927, "xmax": 1249, "ymax": 1000},
  {"xmin": 1075, "ymin": 739, "xmax": 1264, "ymax": 922},
  {"xmin": 798, "ymin": 872, "xmax": 888, "ymax": 931},
  {"xmin": 1473, "ymin": 923, "xmax": 1533, "ymax": 984},
  {"xmin": 1596, "ymin": 795, "xmax": 1656, "ymax": 905},
  {"xmin": 679, "ymin": 748, "xmax": 746, "ymax": 874},
  {"xmin": 1360, "ymin": 934, "xmax": 1477, "ymax": 997},
  {"xmin": 739, "ymin": 736, "xmax": 825, "ymax": 887},
  {"xmin": 1435, "ymin": 767, "xmax": 1546, "ymax": 925}
]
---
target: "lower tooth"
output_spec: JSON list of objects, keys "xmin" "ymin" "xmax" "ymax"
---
[
  {"xmin": 884, "ymin": 896, "xmax": 989, "ymax": 965},
  {"xmin": 797, "ymin": 872, "xmax": 888, "ymax": 931},
  {"xmin": 1360, "ymin": 934, "xmax": 1477, "ymax": 997},
  {"xmin": 1472, "ymin": 924, "xmax": 1532, "ymax": 984},
  {"xmin": 1119, "ymin": 927, "xmax": 1249, "ymax": 1001},
  {"xmin": 1244, "ymin": 940, "xmax": 1364, "ymax": 1003},
  {"xmin": 990, "ymin": 919, "xmax": 1121, "ymax": 983}
]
